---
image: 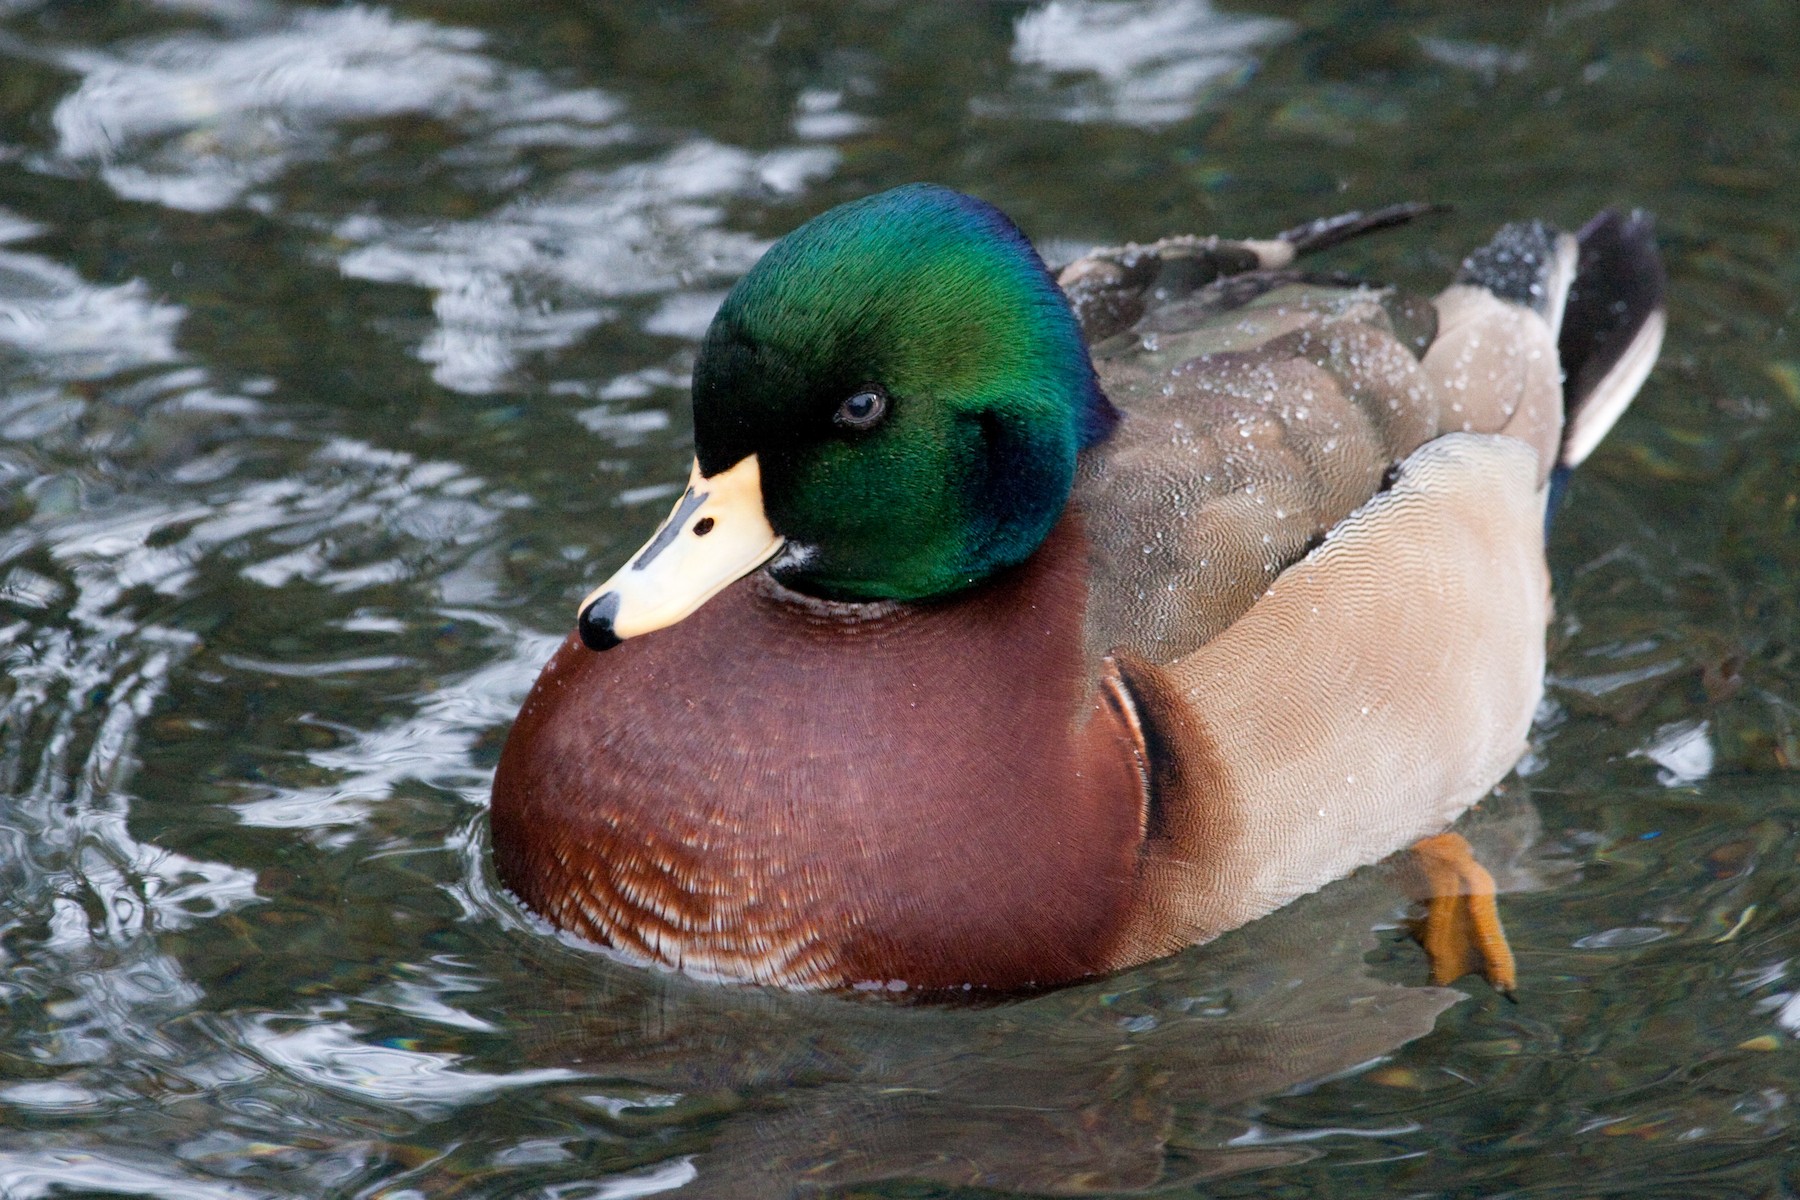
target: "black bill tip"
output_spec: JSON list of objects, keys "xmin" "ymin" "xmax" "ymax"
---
[{"xmin": 577, "ymin": 591, "xmax": 623, "ymax": 652}]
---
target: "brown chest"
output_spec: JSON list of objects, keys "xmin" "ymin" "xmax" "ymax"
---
[{"xmin": 491, "ymin": 519, "xmax": 1150, "ymax": 992}]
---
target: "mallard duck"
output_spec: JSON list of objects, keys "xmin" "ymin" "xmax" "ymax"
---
[{"xmin": 491, "ymin": 184, "xmax": 1665, "ymax": 993}]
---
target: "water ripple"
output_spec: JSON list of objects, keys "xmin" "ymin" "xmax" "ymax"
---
[
  {"xmin": 53, "ymin": 6, "xmax": 510, "ymax": 212},
  {"xmin": 0, "ymin": 221, "xmax": 183, "ymax": 380},
  {"xmin": 0, "ymin": 1149, "xmax": 277, "ymax": 1200},
  {"xmin": 334, "ymin": 140, "xmax": 836, "ymax": 392},
  {"xmin": 240, "ymin": 1018, "xmax": 581, "ymax": 1113},
  {"xmin": 986, "ymin": 0, "xmax": 1291, "ymax": 126}
]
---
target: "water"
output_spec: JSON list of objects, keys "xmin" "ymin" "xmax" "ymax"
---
[{"xmin": 0, "ymin": 0, "xmax": 1795, "ymax": 1195}]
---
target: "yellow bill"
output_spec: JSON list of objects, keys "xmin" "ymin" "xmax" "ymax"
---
[{"xmin": 577, "ymin": 455, "xmax": 784, "ymax": 650}]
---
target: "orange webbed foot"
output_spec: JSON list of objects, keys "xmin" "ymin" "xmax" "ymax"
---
[{"xmin": 1405, "ymin": 831, "xmax": 1517, "ymax": 999}]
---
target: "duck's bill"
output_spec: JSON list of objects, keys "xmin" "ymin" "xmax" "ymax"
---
[{"xmin": 577, "ymin": 455, "xmax": 784, "ymax": 651}]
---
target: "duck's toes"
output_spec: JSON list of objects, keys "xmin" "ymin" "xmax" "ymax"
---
[{"xmin": 1405, "ymin": 831, "xmax": 1518, "ymax": 998}]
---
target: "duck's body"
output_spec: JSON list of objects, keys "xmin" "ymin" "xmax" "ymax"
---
[{"xmin": 492, "ymin": 189, "xmax": 1665, "ymax": 992}]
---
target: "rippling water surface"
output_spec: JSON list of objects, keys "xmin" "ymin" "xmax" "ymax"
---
[{"xmin": 0, "ymin": 1, "xmax": 1796, "ymax": 1196}]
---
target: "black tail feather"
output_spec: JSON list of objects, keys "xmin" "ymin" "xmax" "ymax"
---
[
  {"xmin": 1278, "ymin": 201, "xmax": 1449, "ymax": 260},
  {"xmin": 1558, "ymin": 210, "xmax": 1666, "ymax": 415}
]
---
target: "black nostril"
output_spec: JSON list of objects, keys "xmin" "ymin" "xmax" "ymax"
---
[{"xmin": 578, "ymin": 592, "xmax": 623, "ymax": 651}]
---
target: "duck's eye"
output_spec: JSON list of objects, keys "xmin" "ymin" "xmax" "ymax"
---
[{"xmin": 834, "ymin": 387, "xmax": 888, "ymax": 431}]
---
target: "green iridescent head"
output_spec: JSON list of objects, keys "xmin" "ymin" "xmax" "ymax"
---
[
  {"xmin": 576, "ymin": 184, "xmax": 1113, "ymax": 650},
  {"xmin": 693, "ymin": 184, "xmax": 1112, "ymax": 601}
]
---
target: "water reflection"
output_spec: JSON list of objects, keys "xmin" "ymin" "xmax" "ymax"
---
[
  {"xmin": 1634, "ymin": 718, "xmax": 1715, "ymax": 786},
  {"xmin": 0, "ymin": 1150, "xmax": 274, "ymax": 1200},
  {"xmin": 229, "ymin": 618, "xmax": 545, "ymax": 831},
  {"xmin": 241, "ymin": 1017, "xmax": 581, "ymax": 1112},
  {"xmin": 0, "ymin": 213, "xmax": 182, "ymax": 379},
  {"xmin": 997, "ymin": 0, "xmax": 1290, "ymax": 126},
  {"xmin": 45, "ymin": 1, "xmax": 839, "ymax": 393},
  {"xmin": 335, "ymin": 140, "xmax": 834, "ymax": 392},
  {"xmin": 0, "ymin": 226, "xmax": 271, "ymax": 1193},
  {"xmin": 52, "ymin": 6, "xmax": 514, "ymax": 213},
  {"xmin": 441, "ymin": 793, "xmax": 1558, "ymax": 1197}
]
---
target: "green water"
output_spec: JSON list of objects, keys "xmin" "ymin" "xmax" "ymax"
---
[{"xmin": 0, "ymin": 0, "xmax": 1796, "ymax": 1195}]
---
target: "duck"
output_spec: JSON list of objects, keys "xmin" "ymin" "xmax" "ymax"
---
[{"xmin": 490, "ymin": 184, "xmax": 1666, "ymax": 994}]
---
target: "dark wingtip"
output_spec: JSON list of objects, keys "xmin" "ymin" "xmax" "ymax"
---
[{"xmin": 1278, "ymin": 201, "xmax": 1451, "ymax": 259}]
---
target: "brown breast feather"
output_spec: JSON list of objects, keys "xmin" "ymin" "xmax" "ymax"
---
[{"xmin": 491, "ymin": 516, "xmax": 1153, "ymax": 993}]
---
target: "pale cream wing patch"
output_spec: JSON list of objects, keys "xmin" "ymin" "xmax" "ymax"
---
[{"xmin": 1120, "ymin": 432, "xmax": 1550, "ymax": 959}]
